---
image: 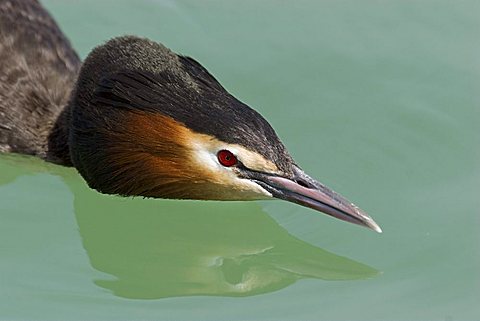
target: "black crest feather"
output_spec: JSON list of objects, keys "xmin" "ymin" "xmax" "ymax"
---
[{"xmin": 73, "ymin": 39, "xmax": 295, "ymax": 175}]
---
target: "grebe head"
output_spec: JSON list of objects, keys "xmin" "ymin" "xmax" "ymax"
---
[{"xmin": 68, "ymin": 36, "xmax": 381, "ymax": 232}]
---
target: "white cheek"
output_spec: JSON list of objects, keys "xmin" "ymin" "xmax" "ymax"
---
[
  {"xmin": 191, "ymin": 142, "xmax": 236, "ymax": 173},
  {"xmin": 193, "ymin": 146, "xmax": 227, "ymax": 172},
  {"xmin": 191, "ymin": 145, "xmax": 272, "ymax": 198},
  {"xmin": 238, "ymin": 179, "xmax": 272, "ymax": 198}
]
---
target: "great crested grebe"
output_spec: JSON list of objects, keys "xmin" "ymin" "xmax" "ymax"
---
[{"xmin": 0, "ymin": 0, "xmax": 381, "ymax": 232}]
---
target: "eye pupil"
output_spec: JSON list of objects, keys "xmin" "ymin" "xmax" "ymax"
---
[{"xmin": 217, "ymin": 150, "xmax": 237, "ymax": 167}]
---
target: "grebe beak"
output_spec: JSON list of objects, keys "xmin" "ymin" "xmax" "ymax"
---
[{"xmin": 254, "ymin": 166, "xmax": 382, "ymax": 233}]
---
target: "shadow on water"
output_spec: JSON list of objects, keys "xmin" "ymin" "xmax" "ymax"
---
[{"xmin": 0, "ymin": 155, "xmax": 379, "ymax": 299}]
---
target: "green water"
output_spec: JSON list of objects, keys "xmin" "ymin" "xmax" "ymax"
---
[{"xmin": 1, "ymin": 1, "xmax": 479, "ymax": 320}]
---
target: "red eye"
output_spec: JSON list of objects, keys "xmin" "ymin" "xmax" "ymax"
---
[{"xmin": 217, "ymin": 150, "xmax": 237, "ymax": 167}]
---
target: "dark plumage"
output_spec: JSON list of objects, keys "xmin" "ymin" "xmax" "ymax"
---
[
  {"xmin": 68, "ymin": 36, "xmax": 295, "ymax": 181},
  {"xmin": 0, "ymin": 0, "xmax": 80, "ymax": 162},
  {"xmin": 0, "ymin": 0, "xmax": 381, "ymax": 232}
]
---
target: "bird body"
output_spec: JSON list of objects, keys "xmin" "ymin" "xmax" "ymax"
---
[
  {"xmin": 0, "ymin": 0, "xmax": 381, "ymax": 232},
  {"xmin": 0, "ymin": 0, "xmax": 79, "ymax": 161}
]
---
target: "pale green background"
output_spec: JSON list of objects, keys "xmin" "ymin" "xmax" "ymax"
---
[{"xmin": 0, "ymin": 1, "xmax": 479, "ymax": 320}]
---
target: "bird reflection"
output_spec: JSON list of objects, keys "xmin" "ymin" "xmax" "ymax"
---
[
  {"xmin": 67, "ymin": 169, "xmax": 377, "ymax": 299},
  {"xmin": 1, "ymin": 155, "xmax": 378, "ymax": 299}
]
